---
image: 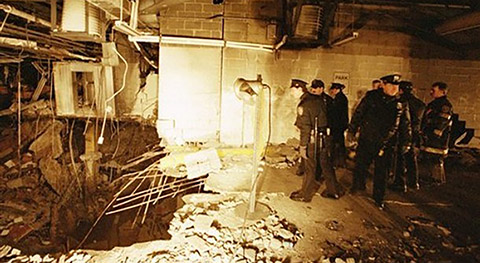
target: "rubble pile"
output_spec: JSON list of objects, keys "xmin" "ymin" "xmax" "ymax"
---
[
  {"xmin": 265, "ymin": 138, "xmax": 300, "ymax": 169},
  {"xmin": 0, "ymin": 245, "xmax": 91, "ymax": 263},
  {"xmin": 143, "ymin": 194, "xmax": 302, "ymax": 263},
  {"xmin": 0, "ymin": 118, "xmax": 162, "ymax": 256},
  {"xmin": 319, "ymin": 216, "xmax": 479, "ymax": 263}
]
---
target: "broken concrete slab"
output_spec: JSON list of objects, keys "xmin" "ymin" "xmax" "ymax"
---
[
  {"xmin": 185, "ymin": 235, "xmax": 209, "ymax": 252},
  {"xmin": 6, "ymin": 176, "xmax": 38, "ymax": 189},
  {"xmin": 39, "ymin": 157, "xmax": 69, "ymax": 195},
  {"xmin": 29, "ymin": 120, "xmax": 64, "ymax": 159},
  {"xmin": 285, "ymin": 138, "xmax": 300, "ymax": 148},
  {"xmin": 265, "ymin": 155, "xmax": 286, "ymax": 164},
  {"xmin": 193, "ymin": 215, "xmax": 214, "ymax": 233},
  {"xmin": 4, "ymin": 160, "xmax": 16, "ymax": 169}
]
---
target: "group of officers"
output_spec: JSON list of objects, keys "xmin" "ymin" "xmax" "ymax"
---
[{"xmin": 289, "ymin": 74, "xmax": 453, "ymax": 209}]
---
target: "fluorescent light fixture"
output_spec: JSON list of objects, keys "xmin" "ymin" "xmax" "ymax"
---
[
  {"xmin": 330, "ymin": 31, "xmax": 359, "ymax": 46},
  {"xmin": 113, "ymin": 20, "xmax": 142, "ymax": 37},
  {"xmin": 226, "ymin": 41, "xmax": 274, "ymax": 53},
  {"xmin": 128, "ymin": 35, "xmax": 160, "ymax": 43},
  {"xmin": 127, "ymin": 34, "xmax": 276, "ymax": 53},
  {"xmin": 161, "ymin": 36, "xmax": 224, "ymax": 47}
]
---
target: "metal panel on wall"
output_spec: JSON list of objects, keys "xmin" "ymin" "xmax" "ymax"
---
[{"xmin": 157, "ymin": 45, "xmax": 222, "ymax": 143}]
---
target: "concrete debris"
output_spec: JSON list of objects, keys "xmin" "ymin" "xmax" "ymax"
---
[
  {"xmin": 325, "ymin": 220, "xmax": 344, "ymax": 231},
  {"xmin": 285, "ymin": 138, "xmax": 300, "ymax": 148},
  {"xmin": 159, "ymin": 193, "xmax": 302, "ymax": 263},
  {"xmin": 39, "ymin": 157, "xmax": 69, "ymax": 194},
  {"xmin": 1, "ymin": 229, "xmax": 9, "ymax": 236},
  {"xmin": 4, "ymin": 160, "xmax": 16, "ymax": 169},
  {"xmin": 6, "ymin": 175, "xmax": 38, "ymax": 189},
  {"xmin": 193, "ymin": 214, "xmax": 214, "ymax": 232},
  {"xmin": 0, "ymin": 248, "xmax": 91, "ymax": 263},
  {"xmin": 29, "ymin": 120, "xmax": 64, "ymax": 159},
  {"xmin": 264, "ymin": 143, "xmax": 300, "ymax": 169}
]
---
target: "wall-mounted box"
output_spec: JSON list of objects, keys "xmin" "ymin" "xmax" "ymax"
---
[{"xmin": 54, "ymin": 62, "xmax": 115, "ymax": 117}]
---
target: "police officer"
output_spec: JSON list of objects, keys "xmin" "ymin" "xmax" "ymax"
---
[
  {"xmin": 290, "ymin": 79, "xmax": 342, "ymax": 201},
  {"xmin": 347, "ymin": 74, "xmax": 412, "ymax": 208},
  {"xmin": 391, "ymin": 81, "xmax": 426, "ymax": 192},
  {"xmin": 329, "ymin": 83, "xmax": 349, "ymax": 168},
  {"xmin": 291, "ymin": 79, "xmax": 309, "ymax": 176},
  {"xmin": 371, "ymin": 79, "xmax": 381, "ymax": 90},
  {"xmin": 420, "ymin": 82, "xmax": 453, "ymax": 184}
]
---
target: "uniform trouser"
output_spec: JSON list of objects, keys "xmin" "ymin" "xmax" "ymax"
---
[
  {"xmin": 352, "ymin": 141, "xmax": 391, "ymax": 203},
  {"xmin": 296, "ymin": 157, "xmax": 305, "ymax": 175},
  {"xmin": 301, "ymin": 134, "xmax": 340, "ymax": 200},
  {"xmin": 331, "ymin": 129, "xmax": 347, "ymax": 167},
  {"xmin": 393, "ymin": 148, "xmax": 419, "ymax": 188},
  {"xmin": 422, "ymin": 151, "xmax": 446, "ymax": 184}
]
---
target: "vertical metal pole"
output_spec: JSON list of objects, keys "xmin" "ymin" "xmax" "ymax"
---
[{"xmin": 50, "ymin": 0, "xmax": 57, "ymax": 31}]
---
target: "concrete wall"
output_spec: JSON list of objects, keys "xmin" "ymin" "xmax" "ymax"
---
[{"xmin": 149, "ymin": 0, "xmax": 480, "ymax": 145}]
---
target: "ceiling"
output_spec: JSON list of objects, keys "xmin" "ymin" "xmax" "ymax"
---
[{"xmin": 0, "ymin": 0, "xmax": 479, "ymax": 61}]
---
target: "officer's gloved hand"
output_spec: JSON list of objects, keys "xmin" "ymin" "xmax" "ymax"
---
[{"xmin": 299, "ymin": 146, "xmax": 307, "ymax": 159}]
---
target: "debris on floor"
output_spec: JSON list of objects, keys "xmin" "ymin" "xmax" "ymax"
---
[
  {"xmin": 264, "ymin": 138, "xmax": 300, "ymax": 169},
  {"xmin": 150, "ymin": 193, "xmax": 303, "ymax": 263}
]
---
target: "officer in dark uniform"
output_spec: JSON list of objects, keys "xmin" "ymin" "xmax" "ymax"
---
[
  {"xmin": 420, "ymin": 82, "xmax": 453, "ymax": 184},
  {"xmin": 391, "ymin": 81, "xmax": 426, "ymax": 192},
  {"xmin": 328, "ymin": 83, "xmax": 349, "ymax": 168},
  {"xmin": 291, "ymin": 79, "xmax": 309, "ymax": 176},
  {"xmin": 347, "ymin": 74, "xmax": 412, "ymax": 208},
  {"xmin": 290, "ymin": 79, "xmax": 342, "ymax": 202}
]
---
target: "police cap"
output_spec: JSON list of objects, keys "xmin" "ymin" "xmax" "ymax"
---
[
  {"xmin": 380, "ymin": 74, "xmax": 401, "ymax": 85},
  {"xmin": 399, "ymin": 81, "xmax": 413, "ymax": 93},
  {"xmin": 290, "ymin": 79, "xmax": 308, "ymax": 89},
  {"xmin": 330, "ymin": 82, "xmax": 345, "ymax": 90},
  {"xmin": 311, "ymin": 79, "xmax": 325, "ymax": 88}
]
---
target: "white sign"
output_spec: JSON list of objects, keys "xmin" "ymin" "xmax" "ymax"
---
[{"xmin": 333, "ymin": 72, "xmax": 350, "ymax": 94}]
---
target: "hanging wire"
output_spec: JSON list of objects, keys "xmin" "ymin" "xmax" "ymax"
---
[
  {"xmin": 16, "ymin": 62, "xmax": 21, "ymax": 177},
  {"xmin": 0, "ymin": 7, "xmax": 11, "ymax": 33}
]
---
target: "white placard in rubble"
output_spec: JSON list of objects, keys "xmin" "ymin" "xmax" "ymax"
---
[
  {"xmin": 184, "ymin": 148, "xmax": 222, "ymax": 179},
  {"xmin": 333, "ymin": 72, "xmax": 350, "ymax": 94}
]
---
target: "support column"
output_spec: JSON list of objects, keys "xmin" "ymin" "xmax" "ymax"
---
[{"xmin": 82, "ymin": 122, "xmax": 101, "ymax": 193}]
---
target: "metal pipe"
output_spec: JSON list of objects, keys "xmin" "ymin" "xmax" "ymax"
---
[
  {"xmin": 274, "ymin": 35, "xmax": 288, "ymax": 50},
  {"xmin": 2, "ymin": 23, "xmax": 87, "ymax": 50},
  {"xmin": 0, "ymin": 36, "xmax": 37, "ymax": 49},
  {"xmin": 0, "ymin": 4, "xmax": 52, "ymax": 28}
]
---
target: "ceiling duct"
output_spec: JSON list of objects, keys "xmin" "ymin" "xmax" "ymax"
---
[
  {"xmin": 86, "ymin": 0, "xmax": 128, "ymax": 19},
  {"xmin": 293, "ymin": 5, "xmax": 324, "ymax": 40},
  {"xmin": 58, "ymin": 0, "xmax": 103, "ymax": 42},
  {"xmin": 435, "ymin": 11, "xmax": 480, "ymax": 35}
]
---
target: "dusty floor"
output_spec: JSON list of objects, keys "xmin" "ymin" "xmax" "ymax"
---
[
  {"xmin": 1, "ymin": 149, "xmax": 479, "ymax": 262},
  {"xmin": 261, "ymin": 161, "xmax": 480, "ymax": 262}
]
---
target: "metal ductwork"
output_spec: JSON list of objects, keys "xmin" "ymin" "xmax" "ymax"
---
[
  {"xmin": 435, "ymin": 11, "xmax": 480, "ymax": 35},
  {"xmin": 293, "ymin": 5, "xmax": 324, "ymax": 39},
  {"xmin": 59, "ymin": 0, "xmax": 103, "ymax": 41}
]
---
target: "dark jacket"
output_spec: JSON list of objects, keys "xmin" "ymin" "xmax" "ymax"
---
[
  {"xmin": 401, "ymin": 93, "xmax": 425, "ymax": 147},
  {"xmin": 349, "ymin": 89, "xmax": 412, "ymax": 152},
  {"xmin": 421, "ymin": 95, "xmax": 453, "ymax": 154},
  {"xmin": 295, "ymin": 92, "xmax": 331, "ymax": 146},
  {"xmin": 329, "ymin": 91, "xmax": 349, "ymax": 133}
]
